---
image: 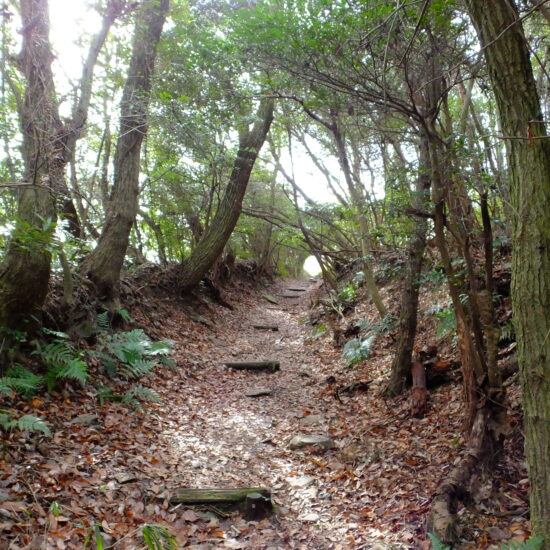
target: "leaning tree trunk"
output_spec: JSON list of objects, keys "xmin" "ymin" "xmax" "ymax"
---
[
  {"xmin": 386, "ymin": 133, "xmax": 431, "ymax": 395},
  {"xmin": 177, "ymin": 98, "xmax": 275, "ymax": 292},
  {"xmin": 85, "ymin": 0, "xmax": 169, "ymax": 302},
  {"xmin": 465, "ymin": 1, "xmax": 550, "ymax": 546}
]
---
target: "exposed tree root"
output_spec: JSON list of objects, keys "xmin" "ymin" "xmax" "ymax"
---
[{"xmin": 428, "ymin": 405, "xmax": 502, "ymax": 543}]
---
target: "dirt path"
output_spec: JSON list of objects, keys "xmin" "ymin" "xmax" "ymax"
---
[
  {"xmin": 148, "ymin": 278, "xmax": 449, "ymax": 550},
  {"xmin": 2, "ymin": 278, "xmax": 530, "ymax": 549}
]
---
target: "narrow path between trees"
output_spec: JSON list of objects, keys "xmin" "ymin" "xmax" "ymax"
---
[
  {"xmin": 141, "ymin": 278, "xmax": 469, "ymax": 550},
  {"xmin": 5, "ymin": 278, "xmax": 530, "ymax": 549}
]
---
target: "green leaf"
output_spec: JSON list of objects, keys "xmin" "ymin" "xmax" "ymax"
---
[
  {"xmin": 427, "ymin": 533, "xmax": 452, "ymax": 550},
  {"xmin": 142, "ymin": 523, "xmax": 177, "ymax": 550}
]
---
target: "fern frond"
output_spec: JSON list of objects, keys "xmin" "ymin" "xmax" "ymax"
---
[
  {"xmin": 0, "ymin": 412, "xmax": 15, "ymax": 431},
  {"xmin": 427, "ymin": 533, "xmax": 452, "ymax": 550},
  {"xmin": 148, "ymin": 340, "xmax": 174, "ymax": 356},
  {"xmin": 39, "ymin": 341, "xmax": 76, "ymax": 366},
  {"xmin": 42, "ymin": 328, "xmax": 70, "ymax": 339},
  {"xmin": 16, "ymin": 414, "xmax": 51, "ymax": 436},
  {"xmin": 0, "ymin": 411, "xmax": 51, "ymax": 436},
  {"xmin": 124, "ymin": 385, "xmax": 160, "ymax": 404},
  {"xmin": 56, "ymin": 358, "xmax": 88, "ymax": 385},
  {"xmin": 158, "ymin": 355, "xmax": 177, "ymax": 369},
  {"xmin": 119, "ymin": 359, "xmax": 155, "ymax": 380},
  {"xmin": 142, "ymin": 523, "xmax": 177, "ymax": 550},
  {"xmin": 122, "ymin": 329, "xmax": 149, "ymax": 344},
  {"xmin": 501, "ymin": 537, "xmax": 544, "ymax": 550},
  {"xmin": 96, "ymin": 311, "xmax": 111, "ymax": 334},
  {"xmin": 1, "ymin": 366, "xmax": 43, "ymax": 397},
  {"xmin": 0, "ymin": 378, "xmax": 13, "ymax": 396}
]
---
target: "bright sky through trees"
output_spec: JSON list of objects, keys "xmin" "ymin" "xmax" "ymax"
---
[{"xmin": 46, "ymin": 0, "xmax": 338, "ymax": 204}]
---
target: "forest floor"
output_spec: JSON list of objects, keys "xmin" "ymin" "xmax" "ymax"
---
[{"xmin": 1, "ymin": 274, "xmax": 531, "ymax": 549}]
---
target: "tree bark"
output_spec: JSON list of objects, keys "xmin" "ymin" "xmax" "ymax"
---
[
  {"xmin": 177, "ymin": 98, "xmax": 274, "ymax": 292},
  {"xmin": 0, "ymin": 0, "xmax": 59, "ymax": 331},
  {"xmin": 465, "ymin": 1, "xmax": 550, "ymax": 545},
  {"xmin": 0, "ymin": 0, "xmax": 123, "ymax": 330},
  {"xmin": 85, "ymin": 0, "xmax": 169, "ymax": 302},
  {"xmin": 386, "ymin": 133, "xmax": 431, "ymax": 395}
]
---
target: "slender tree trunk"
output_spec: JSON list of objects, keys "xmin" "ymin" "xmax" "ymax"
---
[
  {"xmin": 177, "ymin": 98, "xmax": 274, "ymax": 292},
  {"xmin": 386, "ymin": 133, "xmax": 431, "ymax": 395},
  {"xmin": 465, "ymin": 1, "xmax": 550, "ymax": 545},
  {"xmin": 330, "ymin": 120, "xmax": 387, "ymax": 318},
  {"xmin": 139, "ymin": 209, "xmax": 167, "ymax": 265},
  {"xmin": 85, "ymin": 0, "xmax": 169, "ymax": 302}
]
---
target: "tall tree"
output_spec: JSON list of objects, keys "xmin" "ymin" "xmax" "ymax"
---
[
  {"xmin": 85, "ymin": 0, "xmax": 169, "ymax": 302},
  {"xmin": 0, "ymin": 0, "xmax": 121, "ymax": 331},
  {"xmin": 177, "ymin": 97, "xmax": 274, "ymax": 291},
  {"xmin": 465, "ymin": 1, "xmax": 550, "ymax": 546}
]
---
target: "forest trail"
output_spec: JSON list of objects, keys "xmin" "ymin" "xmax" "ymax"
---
[
  {"xmin": 2, "ymin": 277, "xmax": 528, "ymax": 550},
  {"xmin": 140, "ymin": 277, "xmax": 467, "ymax": 550}
]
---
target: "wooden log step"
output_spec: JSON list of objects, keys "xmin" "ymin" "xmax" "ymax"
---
[
  {"xmin": 170, "ymin": 487, "xmax": 271, "ymax": 505},
  {"xmin": 224, "ymin": 361, "xmax": 280, "ymax": 373},
  {"xmin": 287, "ymin": 288, "xmax": 307, "ymax": 292},
  {"xmin": 261, "ymin": 293, "xmax": 278, "ymax": 304},
  {"xmin": 252, "ymin": 325, "xmax": 279, "ymax": 331},
  {"xmin": 277, "ymin": 294, "xmax": 300, "ymax": 299}
]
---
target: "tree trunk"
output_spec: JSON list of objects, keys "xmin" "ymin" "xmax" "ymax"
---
[
  {"xmin": 0, "ymin": 0, "xmax": 122, "ymax": 330},
  {"xmin": 0, "ymin": 0, "xmax": 59, "ymax": 331},
  {"xmin": 465, "ymin": 1, "xmax": 550, "ymax": 545},
  {"xmin": 177, "ymin": 98, "xmax": 274, "ymax": 292},
  {"xmin": 85, "ymin": 0, "xmax": 169, "ymax": 302},
  {"xmin": 386, "ymin": 133, "xmax": 430, "ymax": 395}
]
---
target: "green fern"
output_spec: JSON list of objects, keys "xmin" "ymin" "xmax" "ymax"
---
[
  {"xmin": 157, "ymin": 355, "xmax": 177, "ymax": 369},
  {"xmin": 142, "ymin": 523, "xmax": 177, "ymax": 550},
  {"xmin": 0, "ymin": 366, "xmax": 43, "ymax": 398},
  {"xmin": 96, "ymin": 384, "xmax": 160, "ymax": 411},
  {"xmin": 97, "ymin": 329, "xmax": 173, "ymax": 381},
  {"xmin": 33, "ymin": 338, "xmax": 88, "ymax": 391},
  {"xmin": 56, "ymin": 357, "xmax": 88, "ymax": 385},
  {"xmin": 96, "ymin": 311, "xmax": 111, "ymax": 334},
  {"xmin": 124, "ymin": 385, "xmax": 160, "ymax": 405},
  {"xmin": 428, "ymin": 533, "xmax": 452, "ymax": 550},
  {"xmin": 118, "ymin": 359, "xmax": 155, "ymax": 380},
  {"xmin": 0, "ymin": 410, "xmax": 51, "ymax": 436},
  {"xmin": 343, "ymin": 334, "xmax": 376, "ymax": 366}
]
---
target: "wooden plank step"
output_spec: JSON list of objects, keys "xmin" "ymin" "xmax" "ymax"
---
[
  {"xmin": 170, "ymin": 487, "xmax": 270, "ymax": 505},
  {"xmin": 252, "ymin": 325, "xmax": 279, "ymax": 331},
  {"xmin": 224, "ymin": 361, "xmax": 280, "ymax": 373}
]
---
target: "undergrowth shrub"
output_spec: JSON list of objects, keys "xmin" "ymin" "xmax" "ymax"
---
[
  {"xmin": 342, "ymin": 315, "xmax": 394, "ymax": 367},
  {"xmin": 0, "ymin": 313, "xmax": 175, "ymax": 427}
]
